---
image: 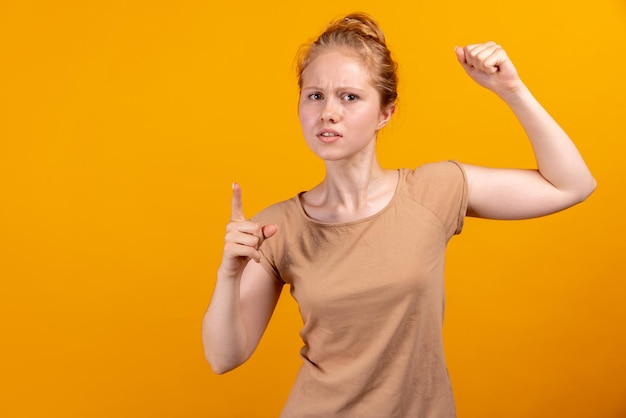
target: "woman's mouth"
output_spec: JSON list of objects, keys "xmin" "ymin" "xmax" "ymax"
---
[{"xmin": 317, "ymin": 129, "xmax": 342, "ymax": 143}]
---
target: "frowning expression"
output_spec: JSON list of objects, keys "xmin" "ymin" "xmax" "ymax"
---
[{"xmin": 298, "ymin": 48, "xmax": 394, "ymax": 162}]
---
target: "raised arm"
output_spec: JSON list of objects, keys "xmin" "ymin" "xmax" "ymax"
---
[
  {"xmin": 454, "ymin": 42, "xmax": 596, "ymax": 220},
  {"xmin": 202, "ymin": 183, "xmax": 282, "ymax": 374}
]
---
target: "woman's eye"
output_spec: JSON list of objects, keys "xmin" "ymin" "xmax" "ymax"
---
[
  {"xmin": 308, "ymin": 93, "xmax": 323, "ymax": 100},
  {"xmin": 343, "ymin": 94, "xmax": 358, "ymax": 102}
]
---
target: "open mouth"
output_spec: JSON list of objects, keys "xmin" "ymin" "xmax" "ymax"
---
[{"xmin": 317, "ymin": 129, "xmax": 342, "ymax": 142}]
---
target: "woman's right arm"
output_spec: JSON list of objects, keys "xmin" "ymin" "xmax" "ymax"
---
[{"xmin": 201, "ymin": 183, "xmax": 281, "ymax": 374}]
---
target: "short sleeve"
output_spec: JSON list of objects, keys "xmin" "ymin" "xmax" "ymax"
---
[
  {"xmin": 447, "ymin": 160, "xmax": 469, "ymax": 235},
  {"xmin": 251, "ymin": 201, "xmax": 291, "ymax": 284},
  {"xmin": 403, "ymin": 161, "xmax": 469, "ymax": 239}
]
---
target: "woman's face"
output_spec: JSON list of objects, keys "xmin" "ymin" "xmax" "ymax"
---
[{"xmin": 298, "ymin": 48, "xmax": 394, "ymax": 163}]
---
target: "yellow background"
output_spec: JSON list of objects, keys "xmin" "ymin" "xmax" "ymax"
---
[{"xmin": 1, "ymin": 1, "xmax": 625, "ymax": 417}]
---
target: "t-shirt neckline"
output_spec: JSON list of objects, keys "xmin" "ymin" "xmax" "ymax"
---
[{"xmin": 295, "ymin": 169, "xmax": 405, "ymax": 227}]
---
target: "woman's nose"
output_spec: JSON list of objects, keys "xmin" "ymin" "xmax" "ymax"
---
[{"xmin": 321, "ymin": 99, "xmax": 339, "ymax": 123}]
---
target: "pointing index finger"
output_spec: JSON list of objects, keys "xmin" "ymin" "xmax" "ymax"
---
[{"xmin": 231, "ymin": 182, "xmax": 246, "ymax": 221}]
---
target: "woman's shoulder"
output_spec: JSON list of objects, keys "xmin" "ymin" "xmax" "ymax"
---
[
  {"xmin": 251, "ymin": 193, "xmax": 302, "ymax": 225},
  {"xmin": 399, "ymin": 160, "xmax": 468, "ymax": 236},
  {"xmin": 400, "ymin": 160, "xmax": 466, "ymax": 192},
  {"xmin": 406, "ymin": 160, "xmax": 466, "ymax": 179}
]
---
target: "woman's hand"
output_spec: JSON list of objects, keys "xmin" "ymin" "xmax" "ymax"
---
[
  {"xmin": 218, "ymin": 183, "xmax": 278, "ymax": 280},
  {"xmin": 455, "ymin": 42, "xmax": 523, "ymax": 98}
]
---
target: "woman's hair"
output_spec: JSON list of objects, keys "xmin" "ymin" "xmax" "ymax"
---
[{"xmin": 296, "ymin": 12, "xmax": 398, "ymax": 108}]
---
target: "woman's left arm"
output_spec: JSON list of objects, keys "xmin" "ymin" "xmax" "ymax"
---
[{"xmin": 455, "ymin": 42, "xmax": 596, "ymax": 220}]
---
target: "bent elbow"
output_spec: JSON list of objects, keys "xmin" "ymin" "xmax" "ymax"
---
[
  {"xmin": 563, "ymin": 177, "xmax": 597, "ymax": 210},
  {"xmin": 577, "ymin": 176, "xmax": 597, "ymax": 203},
  {"xmin": 203, "ymin": 340, "xmax": 249, "ymax": 375},
  {"xmin": 205, "ymin": 352, "xmax": 242, "ymax": 375},
  {"xmin": 209, "ymin": 362, "xmax": 236, "ymax": 375}
]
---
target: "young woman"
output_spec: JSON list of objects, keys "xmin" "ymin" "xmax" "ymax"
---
[{"xmin": 202, "ymin": 13, "xmax": 596, "ymax": 417}]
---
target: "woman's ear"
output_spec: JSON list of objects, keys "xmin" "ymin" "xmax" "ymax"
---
[{"xmin": 377, "ymin": 104, "xmax": 395, "ymax": 130}]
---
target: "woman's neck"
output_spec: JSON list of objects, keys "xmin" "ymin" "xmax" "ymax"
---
[{"xmin": 301, "ymin": 155, "xmax": 398, "ymax": 223}]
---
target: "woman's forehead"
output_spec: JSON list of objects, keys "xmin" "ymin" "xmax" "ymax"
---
[{"xmin": 301, "ymin": 49, "xmax": 374, "ymax": 87}]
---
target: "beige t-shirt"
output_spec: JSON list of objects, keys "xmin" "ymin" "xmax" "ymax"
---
[{"xmin": 253, "ymin": 161, "xmax": 468, "ymax": 418}]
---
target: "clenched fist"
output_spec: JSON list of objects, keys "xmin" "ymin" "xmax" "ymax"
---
[{"xmin": 455, "ymin": 42, "xmax": 523, "ymax": 97}]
